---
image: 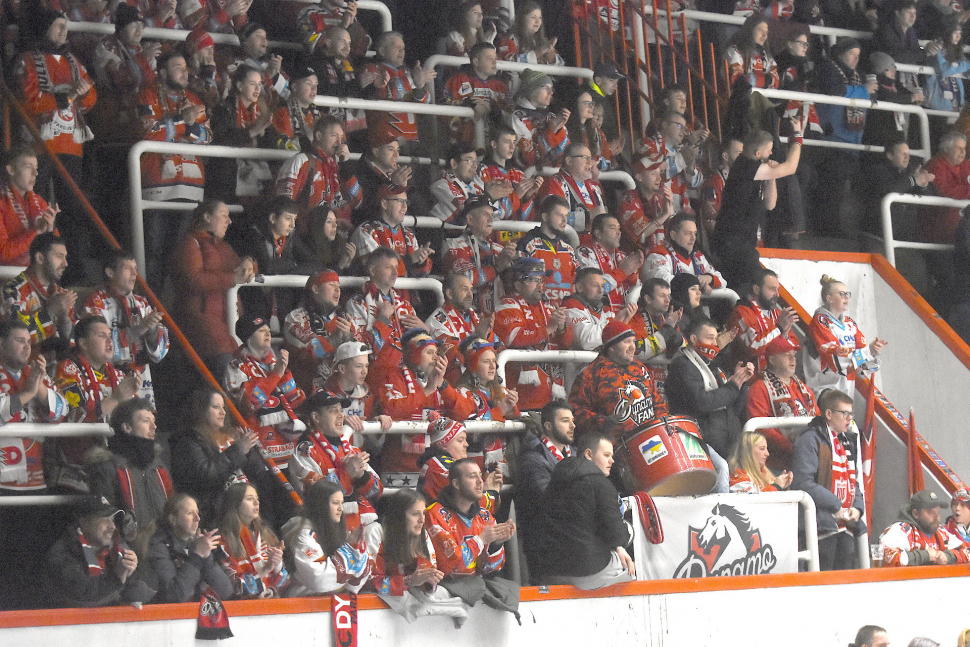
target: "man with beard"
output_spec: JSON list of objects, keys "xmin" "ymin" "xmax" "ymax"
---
[
  {"xmin": 352, "ymin": 131, "xmax": 413, "ymax": 222},
  {"xmin": 628, "ymin": 277, "xmax": 685, "ymax": 396},
  {"xmin": 618, "ymin": 152, "xmax": 674, "ymax": 249},
  {"xmin": 83, "ymin": 249, "xmax": 168, "ymax": 406},
  {"xmin": 667, "ymin": 317, "xmax": 754, "ymax": 493},
  {"xmin": 425, "ymin": 458, "xmax": 515, "ymax": 577},
  {"xmin": 644, "ymin": 212, "xmax": 726, "ymax": 292},
  {"xmin": 299, "ymin": 0, "xmax": 371, "ymax": 62},
  {"xmin": 536, "ymin": 432, "xmax": 635, "ymax": 589},
  {"xmin": 507, "ymin": 69, "xmax": 569, "ymax": 170},
  {"xmin": 138, "ymin": 50, "xmax": 212, "ymax": 290},
  {"xmin": 361, "ymin": 32, "xmax": 436, "ymax": 149},
  {"xmin": 223, "ymin": 23, "xmax": 288, "ymax": 104},
  {"xmin": 746, "ymin": 334, "xmax": 818, "ymax": 472},
  {"xmin": 537, "ymin": 142, "xmax": 606, "ymax": 234},
  {"xmin": 577, "ymin": 213, "xmax": 643, "ymax": 313},
  {"xmin": 569, "ymin": 319, "xmax": 666, "ymax": 452},
  {"xmin": 44, "ymin": 496, "xmax": 151, "ymax": 607},
  {"xmin": 313, "ymin": 27, "xmax": 369, "ymax": 140},
  {"xmin": 276, "ymin": 115, "xmax": 362, "ymax": 226},
  {"xmin": 878, "ymin": 490, "xmax": 970, "ymax": 567},
  {"xmin": 561, "ymin": 268, "xmax": 638, "ymax": 351},
  {"xmin": 284, "ymin": 270, "xmax": 357, "ymax": 392},
  {"xmin": 516, "ymin": 401, "xmax": 575, "ymax": 579},
  {"xmin": 726, "ymin": 268, "xmax": 798, "ymax": 373},
  {"xmin": 426, "ymin": 273, "xmax": 500, "ymax": 382},
  {"xmin": 2, "ymin": 232, "xmax": 76, "ymax": 346},
  {"xmin": 441, "ymin": 196, "xmax": 516, "ymax": 313},
  {"xmin": 346, "ymin": 247, "xmax": 427, "ymax": 353},
  {"xmin": 0, "ymin": 147, "xmax": 57, "ymax": 267},
  {"xmin": 516, "ymin": 194, "xmax": 576, "ymax": 305},
  {"xmin": 493, "ymin": 257, "xmax": 572, "ymax": 411},
  {"xmin": 369, "ymin": 329, "xmax": 475, "ymax": 478}
]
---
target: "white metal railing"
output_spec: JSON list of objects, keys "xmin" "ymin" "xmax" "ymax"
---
[
  {"xmin": 424, "ymin": 54, "xmax": 594, "ymax": 105},
  {"xmin": 0, "ymin": 422, "xmax": 112, "ymax": 439},
  {"xmin": 743, "ymin": 415, "xmax": 868, "ymax": 570},
  {"xmin": 756, "ymin": 88, "xmax": 932, "ymax": 160},
  {"xmin": 495, "ymin": 349, "xmax": 597, "ymax": 396},
  {"xmin": 0, "ymin": 265, "xmax": 25, "ymax": 281},
  {"xmin": 879, "ymin": 192, "xmax": 964, "ymax": 266},
  {"xmin": 226, "ymin": 275, "xmax": 445, "ymax": 344},
  {"xmin": 343, "ymin": 419, "xmax": 527, "ymax": 436}
]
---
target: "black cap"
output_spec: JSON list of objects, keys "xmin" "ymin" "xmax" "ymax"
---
[
  {"xmin": 593, "ymin": 61, "xmax": 626, "ymax": 80},
  {"xmin": 114, "ymin": 4, "xmax": 144, "ymax": 31},
  {"xmin": 235, "ymin": 316, "xmax": 269, "ymax": 342},
  {"xmin": 509, "ymin": 256, "xmax": 551, "ymax": 281},
  {"xmin": 73, "ymin": 495, "xmax": 121, "ymax": 519},
  {"xmin": 456, "ymin": 195, "xmax": 494, "ymax": 226},
  {"xmin": 304, "ymin": 390, "xmax": 351, "ymax": 411}
]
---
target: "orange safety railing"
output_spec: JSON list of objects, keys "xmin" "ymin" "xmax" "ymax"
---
[{"xmin": 0, "ymin": 78, "xmax": 303, "ymax": 507}]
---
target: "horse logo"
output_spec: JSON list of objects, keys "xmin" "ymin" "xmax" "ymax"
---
[
  {"xmin": 673, "ymin": 504, "xmax": 776, "ymax": 578},
  {"xmin": 613, "ymin": 381, "xmax": 654, "ymax": 424}
]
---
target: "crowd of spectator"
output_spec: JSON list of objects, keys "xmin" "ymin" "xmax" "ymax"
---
[{"xmin": 0, "ymin": 0, "xmax": 967, "ymax": 619}]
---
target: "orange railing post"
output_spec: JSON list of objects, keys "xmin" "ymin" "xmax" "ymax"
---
[{"xmin": 0, "ymin": 79, "xmax": 303, "ymax": 507}]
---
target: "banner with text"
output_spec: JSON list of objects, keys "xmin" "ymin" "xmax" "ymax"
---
[{"xmin": 632, "ymin": 493, "xmax": 799, "ymax": 580}]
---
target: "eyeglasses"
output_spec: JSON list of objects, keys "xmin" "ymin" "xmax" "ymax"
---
[
  {"xmin": 666, "ymin": 121, "xmax": 687, "ymax": 131},
  {"xmin": 387, "ymin": 198, "xmax": 409, "ymax": 205},
  {"xmin": 831, "ymin": 410, "xmax": 854, "ymax": 419},
  {"xmin": 792, "ymin": 40, "xmax": 809, "ymax": 47},
  {"xmin": 838, "ymin": 291, "xmax": 851, "ymax": 298},
  {"xmin": 579, "ymin": 100, "xmax": 595, "ymax": 107},
  {"xmin": 569, "ymin": 154, "xmax": 593, "ymax": 161}
]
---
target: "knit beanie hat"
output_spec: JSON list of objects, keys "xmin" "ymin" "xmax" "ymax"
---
[
  {"xmin": 235, "ymin": 315, "xmax": 269, "ymax": 342},
  {"xmin": 831, "ymin": 37, "xmax": 861, "ymax": 59},
  {"xmin": 114, "ymin": 4, "xmax": 144, "ymax": 32},
  {"xmin": 601, "ymin": 319, "xmax": 635, "ymax": 352},
  {"xmin": 869, "ymin": 51, "xmax": 895, "ymax": 76},
  {"xmin": 238, "ymin": 22, "xmax": 266, "ymax": 43},
  {"xmin": 459, "ymin": 336, "xmax": 495, "ymax": 372},
  {"xmin": 670, "ymin": 273, "xmax": 700, "ymax": 307},
  {"xmin": 518, "ymin": 68, "xmax": 553, "ymax": 100},
  {"xmin": 403, "ymin": 328, "xmax": 439, "ymax": 366},
  {"xmin": 427, "ymin": 411, "xmax": 465, "ymax": 447}
]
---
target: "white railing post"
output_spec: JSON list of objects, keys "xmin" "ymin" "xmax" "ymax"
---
[
  {"xmin": 879, "ymin": 193, "xmax": 966, "ymax": 267},
  {"xmin": 495, "ymin": 349, "xmax": 597, "ymax": 386}
]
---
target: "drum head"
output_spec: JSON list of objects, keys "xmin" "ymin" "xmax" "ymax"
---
[{"xmin": 647, "ymin": 469, "xmax": 718, "ymax": 497}]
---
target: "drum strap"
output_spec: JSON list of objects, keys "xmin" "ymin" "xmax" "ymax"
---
[{"xmin": 631, "ymin": 491, "xmax": 664, "ymax": 545}]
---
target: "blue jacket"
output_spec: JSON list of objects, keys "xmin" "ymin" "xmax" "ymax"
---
[{"xmin": 923, "ymin": 51, "xmax": 970, "ymax": 112}]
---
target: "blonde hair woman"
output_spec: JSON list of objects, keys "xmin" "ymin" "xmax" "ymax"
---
[{"xmin": 729, "ymin": 431, "xmax": 792, "ymax": 493}]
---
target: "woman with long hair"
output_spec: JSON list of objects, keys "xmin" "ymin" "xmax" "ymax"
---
[
  {"xmin": 281, "ymin": 479, "xmax": 373, "ymax": 596},
  {"xmin": 168, "ymin": 199, "xmax": 256, "ymax": 378},
  {"xmin": 148, "ymin": 493, "xmax": 234, "ymax": 602},
  {"xmin": 566, "ymin": 91, "xmax": 614, "ymax": 172},
  {"xmin": 216, "ymin": 482, "xmax": 288, "ymax": 598},
  {"xmin": 496, "ymin": 0, "xmax": 562, "ymax": 66},
  {"xmin": 444, "ymin": 0, "xmax": 497, "ymax": 57},
  {"xmin": 729, "ymin": 431, "xmax": 792, "ymax": 493},
  {"xmin": 804, "ymin": 275, "xmax": 888, "ymax": 399},
  {"xmin": 726, "ymin": 13, "xmax": 779, "ymax": 90},
  {"xmin": 169, "ymin": 388, "xmax": 261, "ymax": 524},
  {"xmin": 371, "ymin": 489, "xmax": 468, "ymax": 623},
  {"xmin": 306, "ymin": 203, "xmax": 356, "ymax": 271}
]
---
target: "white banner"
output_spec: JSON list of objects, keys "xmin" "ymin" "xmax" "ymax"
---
[{"xmin": 632, "ymin": 493, "xmax": 799, "ymax": 580}]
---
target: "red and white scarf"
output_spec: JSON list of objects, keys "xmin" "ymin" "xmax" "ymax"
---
[
  {"xmin": 542, "ymin": 435, "xmax": 571, "ymax": 463},
  {"xmin": 116, "ymin": 465, "xmax": 174, "ymax": 513}
]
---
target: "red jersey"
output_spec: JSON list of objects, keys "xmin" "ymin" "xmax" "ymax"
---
[
  {"xmin": 727, "ymin": 46, "xmax": 779, "ymax": 90},
  {"xmin": 224, "ymin": 347, "xmax": 306, "ymax": 467},
  {"xmin": 275, "ymin": 146, "xmax": 362, "ymax": 225},
  {"xmin": 726, "ymin": 300, "xmax": 796, "ymax": 373},
  {"xmin": 536, "ymin": 172, "xmax": 604, "ymax": 234},
  {"xmin": 516, "ymin": 230, "xmax": 576, "ymax": 304},
  {"xmin": 700, "ymin": 168, "xmax": 727, "ymax": 228},
  {"xmin": 746, "ymin": 370, "xmax": 818, "ymax": 468},
  {"xmin": 425, "ymin": 303, "xmax": 501, "ymax": 382},
  {"xmin": 568, "ymin": 354, "xmax": 667, "ymax": 443},
  {"xmin": 442, "ymin": 230, "xmax": 506, "ymax": 313},
  {"xmin": 351, "ymin": 220, "xmax": 431, "ymax": 279},
  {"xmin": 345, "ymin": 282, "xmax": 414, "ymax": 354},
  {"xmin": 373, "ymin": 535, "xmax": 438, "ymax": 596},
  {"xmin": 442, "ymin": 70, "xmax": 509, "ymax": 145},
  {"xmin": 493, "ymin": 294, "xmax": 573, "ymax": 410},
  {"xmin": 271, "ymin": 99, "xmax": 319, "ymax": 146},
  {"xmin": 14, "ymin": 50, "xmax": 97, "ymax": 157},
  {"xmin": 283, "ymin": 304, "xmax": 357, "ymax": 393},
  {"xmin": 576, "ymin": 241, "xmax": 639, "ymax": 311},
  {"xmin": 429, "ymin": 171, "xmax": 486, "ymax": 224},
  {"xmin": 362, "ymin": 61, "xmax": 430, "ymax": 142},
  {"xmin": 425, "ymin": 494, "xmax": 505, "ymax": 576},
  {"xmin": 0, "ymin": 185, "xmax": 48, "ymax": 266},
  {"xmin": 619, "ymin": 188, "xmax": 666, "ymax": 248},
  {"xmin": 878, "ymin": 518, "xmax": 970, "ymax": 567},
  {"xmin": 289, "ymin": 429, "xmax": 382, "ymax": 528},
  {"xmin": 1, "ymin": 268, "xmax": 75, "ymax": 345},
  {"xmin": 0, "ymin": 364, "xmax": 68, "ymax": 492},
  {"xmin": 478, "ymin": 161, "xmax": 535, "ymax": 224},
  {"xmin": 138, "ymin": 81, "xmax": 211, "ymax": 202},
  {"xmin": 508, "ymin": 100, "xmax": 569, "ymax": 169}
]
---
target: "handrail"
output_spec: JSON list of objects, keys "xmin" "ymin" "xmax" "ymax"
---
[
  {"xmin": 879, "ymin": 192, "xmax": 964, "ymax": 266},
  {"xmin": 742, "ymin": 416, "xmax": 864, "ymax": 569},
  {"xmin": 67, "ymin": 20, "xmax": 301, "ymax": 50},
  {"xmin": 424, "ymin": 54, "xmax": 594, "ymax": 80},
  {"xmin": 495, "ymin": 349, "xmax": 597, "ymax": 385},
  {"xmin": 226, "ymin": 275, "xmax": 445, "ymax": 344},
  {"xmin": 0, "ymin": 76, "xmax": 303, "ymax": 506},
  {"xmin": 0, "ymin": 423, "xmax": 112, "ymax": 439},
  {"xmin": 755, "ymin": 88, "xmax": 932, "ymax": 160},
  {"xmin": 342, "ymin": 420, "xmax": 528, "ymax": 436}
]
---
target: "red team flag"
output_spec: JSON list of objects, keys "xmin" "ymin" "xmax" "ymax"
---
[
  {"xmin": 908, "ymin": 408, "xmax": 924, "ymax": 496},
  {"xmin": 859, "ymin": 378, "xmax": 877, "ymax": 525}
]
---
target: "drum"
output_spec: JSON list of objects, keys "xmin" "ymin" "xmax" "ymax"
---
[{"xmin": 619, "ymin": 416, "xmax": 717, "ymax": 496}]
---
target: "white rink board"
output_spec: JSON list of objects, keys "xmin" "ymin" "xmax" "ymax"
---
[{"xmin": 4, "ymin": 574, "xmax": 970, "ymax": 647}]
